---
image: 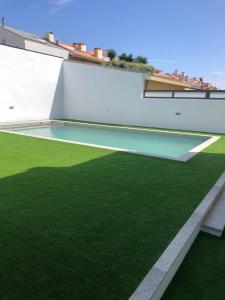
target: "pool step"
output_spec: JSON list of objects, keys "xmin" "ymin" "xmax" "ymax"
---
[{"xmin": 201, "ymin": 186, "xmax": 225, "ymax": 237}]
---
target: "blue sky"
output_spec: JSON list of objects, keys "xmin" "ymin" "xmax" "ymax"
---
[{"xmin": 1, "ymin": 0, "xmax": 225, "ymax": 88}]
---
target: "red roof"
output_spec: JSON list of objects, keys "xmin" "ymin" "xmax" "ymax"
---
[
  {"xmin": 58, "ymin": 41, "xmax": 109, "ymax": 63},
  {"xmin": 152, "ymin": 71, "xmax": 216, "ymax": 90}
]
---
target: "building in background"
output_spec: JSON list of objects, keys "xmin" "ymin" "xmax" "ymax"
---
[
  {"xmin": 0, "ymin": 24, "xmax": 110, "ymax": 64},
  {"xmin": 0, "ymin": 24, "xmax": 109, "ymax": 64},
  {"xmin": 146, "ymin": 70, "xmax": 216, "ymax": 90},
  {"xmin": 0, "ymin": 23, "xmax": 217, "ymax": 87},
  {"xmin": 57, "ymin": 41, "xmax": 110, "ymax": 64},
  {"xmin": 0, "ymin": 25, "xmax": 69, "ymax": 59}
]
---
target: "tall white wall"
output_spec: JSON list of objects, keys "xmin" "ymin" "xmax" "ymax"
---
[
  {"xmin": 0, "ymin": 45, "xmax": 63, "ymax": 122},
  {"xmin": 63, "ymin": 61, "xmax": 146, "ymax": 124},
  {"xmin": 1, "ymin": 46, "xmax": 225, "ymax": 134},
  {"xmin": 63, "ymin": 61, "xmax": 225, "ymax": 134}
]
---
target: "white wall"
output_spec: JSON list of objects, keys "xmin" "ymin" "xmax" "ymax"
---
[
  {"xmin": 1, "ymin": 46, "xmax": 225, "ymax": 134},
  {"xmin": 0, "ymin": 45, "xmax": 63, "ymax": 122},
  {"xmin": 63, "ymin": 61, "xmax": 225, "ymax": 134},
  {"xmin": 63, "ymin": 61, "xmax": 146, "ymax": 124},
  {"xmin": 25, "ymin": 40, "xmax": 69, "ymax": 59}
]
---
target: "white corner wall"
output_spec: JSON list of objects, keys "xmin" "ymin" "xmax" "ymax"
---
[
  {"xmin": 0, "ymin": 45, "xmax": 63, "ymax": 122},
  {"xmin": 63, "ymin": 61, "xmax": 225, "ymax": 134},
  {"xmin": 62, "ymin": 61, "xmax": 146, "ymax": 124}
]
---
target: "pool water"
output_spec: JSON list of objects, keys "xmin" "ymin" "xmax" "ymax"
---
[{"xmin": 12, "ymin": 123, "xmax": 209, "ymax": 159}]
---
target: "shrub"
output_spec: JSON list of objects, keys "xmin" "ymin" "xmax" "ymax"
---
[{"xmin": 105, "ymin": 59, "xmax": 154, "ymax": 73}]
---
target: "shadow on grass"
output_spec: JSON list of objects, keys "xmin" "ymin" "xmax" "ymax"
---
[{"xmin": 0, "ymin": 149, "xmax": 225, "ymax": 299}]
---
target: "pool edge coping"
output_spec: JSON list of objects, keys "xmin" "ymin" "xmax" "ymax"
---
[{"xmin": 0, "ymin": 119, "xmax": 220, "ymax": 162}]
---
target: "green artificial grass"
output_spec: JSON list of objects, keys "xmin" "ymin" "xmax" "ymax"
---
[
  {"xmin": 0, "ymin": 130, "xmax": 225, "ymax": 299},
  {"xmin": 162, "ymin": 232, "xmax": 225, "ymax": 300}
]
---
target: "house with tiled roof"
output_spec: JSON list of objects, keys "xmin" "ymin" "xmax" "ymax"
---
[
  {"xmin": 57, "ymin": 41, "xmax": 110, "ymax": 64},
  {"xmin": 0, "ymin": 24, "xmax": 215, "ymax": 90},
  {"xmin": 0, "ymin": 25, "xmax": 69, "ymax": 59},
  {"xmin": 146, "ymin": 70, "xmax": 216, "ymax": 91},
  {"xmin": 0, "ymin": 24, "xmax": 109, "ymax": 64}
]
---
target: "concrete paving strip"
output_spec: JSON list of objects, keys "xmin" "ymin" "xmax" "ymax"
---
[
  {"xmin": 201, "ymin": 187, "xmax": 225, "ymax": 237},
  {"xmin": 129, "ymin": 171, "xmax": 225, "ymax": 300},
  {"xmin": 0, "ymin": 120, "xmax": 57, "ymax": 129}
]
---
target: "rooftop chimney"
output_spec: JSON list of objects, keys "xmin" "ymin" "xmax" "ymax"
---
[
  {"xmin": 73, "ymin": 43, "xmax": 79, "ymax": 49},
  {"xmin": 78, "ymin": 43, "xmax": 87, "ymax": 52},
  {"xmin": 45, "ymin": 32, "xmax": 55, "ymax": 43},
  {"xmin": 1, "ymin": 17, "xmax": 5, "ymax": 27},
  {"xmin": 94, "ymin": 48, "xmax": 103, "ymax": 59}
]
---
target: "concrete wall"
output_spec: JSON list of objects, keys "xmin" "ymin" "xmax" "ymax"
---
[
  {"xmin": 63, "ymin": 61, "xmax": 146, "ymax": 123},
  {"xmin": 1, "ymin": 45, "xmax": 225, "ymax": 134},
  {"xmin": 0, "ymin": 44, "xmax": 63, "ymax": 122},
  {"xmin": 63, "ymin": 61, "xmax": 225, "ymax": 134},
  {"xmin": 0, "ymin": 26, "xmax": 25, "ymax": 49},
  {"xmin": 25, "ymin": 40, "xmax": 69, "ymax": 59}
]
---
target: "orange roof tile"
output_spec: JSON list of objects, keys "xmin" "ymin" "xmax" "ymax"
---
[
  {"xmin": 58, "ymin": 41, "xmax": 109, "ymax": 63},
  {"xmin": 152, "ymin": 71, "xmax": 216, "ymax": 90}
]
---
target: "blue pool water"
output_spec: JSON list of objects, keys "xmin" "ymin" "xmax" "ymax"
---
[{"xmin": 12, "ymin": 123, "xmax": 209, "ymax": 159}]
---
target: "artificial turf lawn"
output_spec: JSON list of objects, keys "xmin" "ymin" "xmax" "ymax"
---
[
  {"xmin": 162, "ymin": 232, "xmax": 225, "ymax": 300},
  {"xmin": 0, "ymin": 130, "xmax": 225, "ymax": 299}
]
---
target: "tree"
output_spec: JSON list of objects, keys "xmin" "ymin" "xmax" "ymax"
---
[
  {"xmin": 126, "ymin": 54, "xmax": 134, "ymax": 62},
  {"xmin": 107, "ymin": 49, "xmax": 117, "ymax": 61},
  {"xmin": 134, "ymin": 56, "xmax": 148, "ymax": 64},
  {"xmin": 119, "ymin": 53, "xmax": 128, "ymax": 61},
  {"xmin": 119, "ymin": 53, "xmax": 134, "ymax": 62}
]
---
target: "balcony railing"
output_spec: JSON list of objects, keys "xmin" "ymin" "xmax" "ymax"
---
[{"xmin": 144, "ymin": 90, "xmax": 225, "ymax": 99}]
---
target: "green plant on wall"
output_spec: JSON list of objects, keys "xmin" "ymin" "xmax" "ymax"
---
[{"xmin": 105, "ymin": 59, "xmax": 154, "ymax": 72}]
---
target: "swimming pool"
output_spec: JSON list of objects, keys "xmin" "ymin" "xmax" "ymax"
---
[{"xmin": 4, "ymin": 121, "xmax": 219, "ymax": 161}]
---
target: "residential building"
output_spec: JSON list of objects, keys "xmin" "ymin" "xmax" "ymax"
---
[
  {"xmin": 0, "ymin": 22, "xmax": 109, "ymax": 64},
  {"xmin": 57, "ymin": 41, "xmax": 110, "ymax": 64},
  {"xmin": 0, "ymin": 23, "xmax": 216, "ymax": 88},
  {"xmin": 146, "ymin": 70, "xmax": 216, "ymax": 90},
  {"xmin": 0, "ymin": 25, "xmax": 69, "ymax": 59}
]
